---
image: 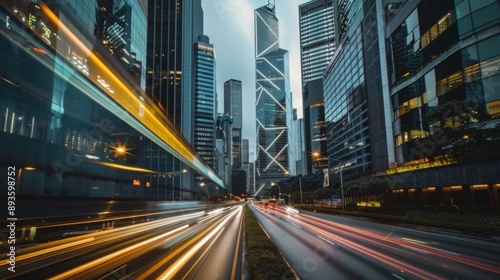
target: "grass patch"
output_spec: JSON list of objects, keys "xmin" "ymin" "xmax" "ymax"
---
[{"xmin": 245, "ymin": 205, "xmax": 296, "ymax": 280}]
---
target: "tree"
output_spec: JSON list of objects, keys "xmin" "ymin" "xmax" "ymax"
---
[
  {"xmin": 343, "ymin": 176, "xmax": 388, "ymax": 203},
  {"xmin": 424, "ymin": 100, "xmax": 500, "ymax": 162}
]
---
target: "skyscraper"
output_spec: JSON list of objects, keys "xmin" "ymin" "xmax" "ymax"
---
[
  {"xmin": 146, "ymin": 0, "xmax": 212, "ymax": 199},
  {"xmin": 323, "ymin": 0, "xmax": 392, "ymax": 178},
  {"xmin": 194, "ymin": 35, "xmax": 216, "ymax": 170},
  {"xmin": 299, "ymin": 0, "xmax": 335, "ymax": 174},
  {"xmin": 323, "ymin": 0, "xmax": 372, "ymax": 177},
  {"xmin": 254, "ymin": 3, "xmax": 292, "ymax": 186},
  {"xmin": 0, "ymin": 0, "xmax": 223, "ymax": 201},
  {"xmin": 224, "ymin": 79, "xmax": 243, "ymax": 169},
  {"xmin": 300, "ymin": 0, "xmax": 335, "ymax": 85}
]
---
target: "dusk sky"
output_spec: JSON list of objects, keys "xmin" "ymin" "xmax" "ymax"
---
[{"xmin": 202, "ymin": 0, "xmax": 310, "ymax": 159}]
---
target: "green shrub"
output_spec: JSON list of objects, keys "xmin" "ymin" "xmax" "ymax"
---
[{"xmin": 245, "ymin": 206, "xmax": 296, "ymax": 279}]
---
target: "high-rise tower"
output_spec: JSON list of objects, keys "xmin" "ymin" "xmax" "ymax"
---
[
  {"xmin": 224, "ymin": 79, "xmax": 243, "ymax": 169},
  {"xmin": 300, "ymin": 0, "xmax": 335, "ymax": 85},
  {"xmin": 194, "ymin": 35, "xmax": 216, "ymax": 170},
  {"xmin": 146, "ymin": 0, "xmax": 206, "ymax": 199},
  {"xmin": 299, "ymin": 0, "xmax": 335, "ymax": 174},
  {"xmin": 254, "ymin": 3, "xmax": 291, "ymax": 186}
]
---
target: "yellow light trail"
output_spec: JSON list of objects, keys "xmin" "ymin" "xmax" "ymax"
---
[
  {"xmin": 158, "ymin": 207, "xmax": 241, "ymax": 280},
  {"xmin": 0, "ymin": 237, "xmax": 95, "ymax": 266},
  {"xmin": 37, "ymin": 3, "xmax": 224, "ymax": 188},
  {"xmin": 48, "ymin": 225, "xmax": 189, "ymax": 280}
]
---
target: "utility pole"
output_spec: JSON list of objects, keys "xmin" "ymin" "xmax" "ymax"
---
[{"xmin": 299, "ymin": 174, "xmax": 303, "ymax": 205}]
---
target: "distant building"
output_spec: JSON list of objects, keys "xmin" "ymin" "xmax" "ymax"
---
[
  {"xmin": 216, "ymin": 114, "xmax": 233, "ymax": 194},
  {"xmin": 224, "ymin": 79, "xmax": 243, "ymax": 169},
  {"xmin": 193, "ymin": 35, "xmax": 217, "ymax": 190},
  {"xmin": 232, "ymin": 169, "xmax": 247, "ymax": 198}
]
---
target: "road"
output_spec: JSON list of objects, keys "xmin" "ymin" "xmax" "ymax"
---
[
  {"xmin": 249, "ymin": 204, "xmax": 500, "ymax": 280},
  {"xmin": 0, "ymin": 204, "xmax": 244, "ymax": 279}
]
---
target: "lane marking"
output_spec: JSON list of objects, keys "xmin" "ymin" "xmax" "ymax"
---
[
  {"xmin": 290, "ymin": 222, "xmax": 301, "ymax": 229},
  {"xmin": 399, "ymin": 244, "xmax": 428, "ymax": 254},
  {"xmin": 318, "ymin": 236, "xmax": 335, "ymax": 245},
  {"xmin": 391, "ymin": 273, "xmax": 406, "ymax": 280},
  {"xmin": 404, "ymin": 239, "xmax": 459, "ymax": 256}
]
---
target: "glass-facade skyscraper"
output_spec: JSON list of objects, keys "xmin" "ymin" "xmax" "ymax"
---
[
  {"xmin": 387, "ymin": 0, "xmax": 500, "ymax": 165},
  {"xmin": 299, "ymin": 0, "xmax": 335, "ymax": 174},
  {"xmin": 324, "ymin": 0, "xmax": 393, "ymax": 177},
  {"xmin": 194, "ymin": 35, "xmax": 216, "ymax": 171},
  {"xmin": 300, "ymin": 0, "xmax": 335, "ymax": 85},
  {"xmin": 146, "ymin": 0, "xmax": 222, "ymax": 198},
  {"xmin": 0, "ymin": 0, "xmax": 222, "ymax": 200},
  {"xmin": 224, "ymin": 79, "xmax": 242, "ymax": 169},
  {"xmin": 254, "ymin": 3, "xmax": 291, "ymax": 185}
]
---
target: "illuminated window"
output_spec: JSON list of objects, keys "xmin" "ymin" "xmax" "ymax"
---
[
  {"xmin": 420, "ymin": 12, "xmax": 454, "ymax": 50},
  {"xmin": 480, "ymin": 56, "xmax": 500, "ymax": 78},
  {"xmin": 396, "ymin": 135, "xmax": 402, "ymax": 146},
  {"xmin": 471, "ymin": 184, "xmax": 489, "ymax": 190},
  {"xmin": 464, "ymin": 63, "xmax": 481, "ymax": 83},
  {"xmin": 437, "ymin": 71, "xmax": 463, "ymax": 96},
  {"xmin": 410, "ymin": 129, "xmax": 429, "ymax": 139}
]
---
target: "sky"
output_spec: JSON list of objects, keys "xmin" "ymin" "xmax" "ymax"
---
[{"xmin": 202, "ymin": 0, "xmax": 310, "ymax": 160}]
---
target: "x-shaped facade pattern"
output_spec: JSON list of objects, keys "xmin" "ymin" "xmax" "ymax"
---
[{"xmin": 255, "ymin": 5, "xmax": 290, "ymax": 175}]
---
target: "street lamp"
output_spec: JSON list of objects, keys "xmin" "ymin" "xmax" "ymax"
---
[
  {"xmin": 329, "ymin": 158, "xmax": 345, "ymax": 210},
  {"xmin": 270, "ymin": 182, "xmax": 280, "ymax": 198},
  {"xmin": 298, "ymin": 174, "xmax": 303, "ymax": 205}
]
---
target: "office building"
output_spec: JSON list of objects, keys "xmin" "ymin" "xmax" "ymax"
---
[
  {"xmin": 299, "ymin": 0, "xmax": 335, "ymax": 84},
  {"xmin": 254, "ymin": 3, "xmax": 292, "ymax": 187},
  {"xmin": 193, "ymin": 35, "xmax": 217, "ymax": 173},
  {"xmin": 324, "ymin": 0, "xmax": 393, "ymax": 178},
  {"xmin": 299, "ymin": 0, "xmax": 335, "ymax": 174},
  {"xmin": 224, "ymin": 79, "xmax": 243, "ymax": 169},
  {"xmin": 216, "ymin": 114, "xmax": 233, "ymax": 194},
  {"xmin": 146, "ymin": 0, "xmax": 217, "ymax": 199},
  {"xmin": 384, "ymin": 0, "xmax": 500, "ymax": 210},
  {"xmin": 0, "ymin": 0, "xmax": 223, "ymax": 200}
]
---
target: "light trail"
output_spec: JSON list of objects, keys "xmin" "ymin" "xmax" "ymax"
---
[
  {"xmin": 1, "ymin": 2, "xmax": 225, "ymax": 188},
  {"xmin": 48, "ymin": 225, "xmax": 189, "ymax": 279},
  {"xmin": 265, "ymin": 206, "xmax": 500, "ymax": 278},
  {"xmin": 0, "ymin": 211, "xmax": 207, "ymax": 269},
  {"xmin": 157, "ymin": 207, "xmax": 240, "ymax": 279}
]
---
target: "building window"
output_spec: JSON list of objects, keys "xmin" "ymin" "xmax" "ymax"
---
[
  {"xmin": 421, "ymin": 11, "xmax": 455, "ymax": 49},
  {"xmin": 437, "ymin": 70, "xmax": 464, "ymax": 96}
]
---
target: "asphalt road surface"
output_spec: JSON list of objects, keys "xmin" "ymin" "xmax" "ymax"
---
[
  {"xmin": 0, "ymin": 204, "xmax": 244, "ymax": 280},
  {"xmin": 250, "ymin": 204, "xmax": 500, "ymax": 280}
]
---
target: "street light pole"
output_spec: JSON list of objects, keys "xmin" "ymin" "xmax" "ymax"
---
[
  {"xmin": 330, "ymin": 159, "xmax": 345, "ymax": 211},
  {"xmin": 339, "ymin": 162, "xmax": 345, "ymax": 211},
  {"xmin": 299, "ymin": 175, "xmax": 303, "ymax": 205}
]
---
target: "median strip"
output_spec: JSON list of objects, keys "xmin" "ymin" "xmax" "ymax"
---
[{"xmin": 244, "ymin": 205, "xmax": 297, "ymax": 280}]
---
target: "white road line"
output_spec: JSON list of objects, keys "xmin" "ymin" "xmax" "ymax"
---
[
  {"xmin": 290, "ymin": 222, "xmax": 302, "ymax": 229},
  {"xmin": 318, "ymin": 236, "xmax": 335, "ymax": 245},
  {"xmin": 391, "ymin": 273, "xmax": 406, "ymax": 280},
  {"xmin": 404, "ymin": 240, "xmax": 459, "ymax": 256},
  {"xmin": 399, "ymin": 244, "xmax": 428, "ymax": 254}
]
